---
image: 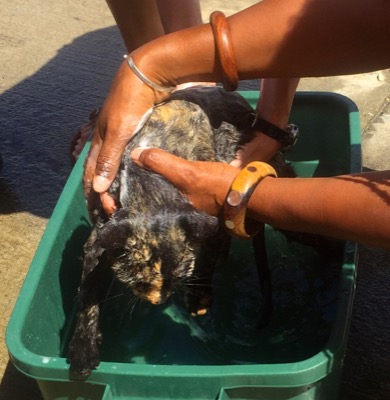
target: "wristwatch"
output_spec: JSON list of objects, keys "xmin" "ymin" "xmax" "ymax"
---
[{"xmin": 251, "ymin": 115, "xmax": 299, "ymax": 153}]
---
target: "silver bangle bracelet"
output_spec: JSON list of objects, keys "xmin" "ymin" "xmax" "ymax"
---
[{"xmin": 123, "ymin": 55, "xmax": 175, "ymax": 93}]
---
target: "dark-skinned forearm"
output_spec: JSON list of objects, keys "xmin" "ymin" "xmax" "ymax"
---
[
  {"xmin": 246, "ymin": 171, "xmax": 390, "ymax": 249},
  {"xmin": 132, "ymin": 0, "xmax": 389, "ymax": 86}
]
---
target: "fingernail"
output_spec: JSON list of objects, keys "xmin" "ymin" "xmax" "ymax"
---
[
  {"xmin": 93, "ymin": 175, "xmax": 110, "ymax": 193},
  {"xmin": 130, "ymin": 147, "xmax": 150, "ymax": 163}
]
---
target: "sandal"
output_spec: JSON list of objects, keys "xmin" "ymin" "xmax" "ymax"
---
[{"xmin": 69, "ymin": 108, "xmax": 100, "ymax": 164}]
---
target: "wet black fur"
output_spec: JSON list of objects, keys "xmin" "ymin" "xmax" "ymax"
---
[{"xmin": 67, "ymin": 87, "xmax": 295, "ymax": 380}]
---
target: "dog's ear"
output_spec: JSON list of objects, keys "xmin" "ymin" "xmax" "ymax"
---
[
  {"xmin": 179, "ymin": 210, "xmax": 219, "ymax": 241},
  {"xmin": 97, "ymin": 209, "xmax": 132, "ymax": 249}
]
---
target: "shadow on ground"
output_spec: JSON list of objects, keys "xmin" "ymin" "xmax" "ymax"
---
[
  {"xmin": 0, "ymin": 25, "xmax": 125, "ymax": 218},
  {"xmin": 0, "ymin": 25, "xmax": 124, "ymax": 400}
]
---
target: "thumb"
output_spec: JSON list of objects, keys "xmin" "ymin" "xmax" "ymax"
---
[
  {"xmin": 131, "ymin": 147, "xmax": 193, "ymax": 188},
  {"xmin": 131, "ymin": 147, "xmax": 239, "ymax": 216}
]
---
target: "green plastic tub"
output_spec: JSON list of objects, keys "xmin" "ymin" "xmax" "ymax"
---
[{"xmin": 6, "ymin": 92, "xmax": 361, "ymax": 400}]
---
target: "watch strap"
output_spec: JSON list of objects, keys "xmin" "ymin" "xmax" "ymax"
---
[{"xmin": 252, "ymin": 116, "xmax": 297, "ymax": 148}]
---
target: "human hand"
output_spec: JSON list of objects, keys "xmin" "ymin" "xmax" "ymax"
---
[
  {"xmin": 230, "ymin": 78, "xmax": 300, "ymax": 168},
  {"xmin": 131, "ymin": 147, "xmax": 239, "ymax": 216},
  {"xmin": 83, "ymin": 57, "xmax": 171, "ymax": 209},
  {"xmin": 231, "ymin": 131, "xmax": 282, "ymax": 168}
]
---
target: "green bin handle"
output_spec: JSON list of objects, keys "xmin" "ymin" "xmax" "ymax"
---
[{"xmin": 217, "ymin": 384, "xmax": 314, "ymax": 400}]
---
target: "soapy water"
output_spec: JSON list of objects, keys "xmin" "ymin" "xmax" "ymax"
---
[{"xmin": 98, "ymin": 229, "xmax": 342, "ymax": 366}]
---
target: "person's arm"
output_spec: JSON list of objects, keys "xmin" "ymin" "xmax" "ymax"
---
[
  {"xmin": 247, "ymin": 172, "xmax": 390, "ymax": 249},
  {"xmin": 86, "ymin": 0, "xmax": 390, "ymax": 196},
  {"xmin": 231, "ymin": 78, "xmax": 300, "ymax": 167},
  {"xmin": 145, "ymin": 0, "xmax": 389, "ymax": 84},
  {"xmin": 131, "ymin": 148, "xmax": 390, "ymax": 250}
]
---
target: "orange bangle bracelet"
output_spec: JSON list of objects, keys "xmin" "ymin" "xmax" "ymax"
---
[
  {"xmin": 223, "ymin": 162, "xmax": 277, "ymax": 239},
  {"xmin": 209, "ymin": 11, "xmax": 239, "ymax": 92}
]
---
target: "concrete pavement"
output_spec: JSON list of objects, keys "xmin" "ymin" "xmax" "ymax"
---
[{"xmin": 0, "ymin": 1, "xmax": 389, "ymax": 399}]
